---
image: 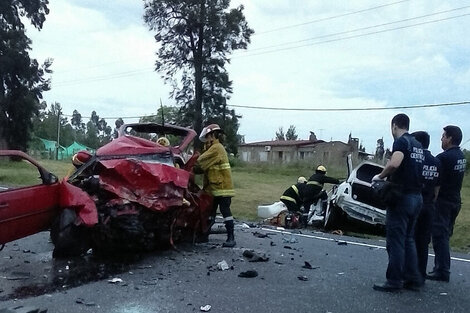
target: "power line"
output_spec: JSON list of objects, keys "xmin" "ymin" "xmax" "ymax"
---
[
  {"xmin": 227, "ymin": 101, "xmax": 470, "ymax": 112},
  {"xmin": 61, "ymin": 100, "xmax": 470, "ymax": 119},
  {"xmin": 43, "ymin": 1, "xmax": 410, "ymax": 74},
  {"xmin": 255, "ymin": 0, "xmax": 411, "ymax": 35},
  {"xmin": 232, "ymin": 13, "xmax": 470, "ymax": 59},
  {"xmin": 50, "ymin": 11, "xmax": 470, "ymax": 87},
  {"xmin": 242, "ymin": 5, "xmax": 470, "ymax": 54}
]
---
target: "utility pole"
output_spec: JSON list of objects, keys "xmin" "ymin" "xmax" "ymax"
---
[{"xmin": 56, "ymin": 111, "xmax": 61, "ymax": 160}]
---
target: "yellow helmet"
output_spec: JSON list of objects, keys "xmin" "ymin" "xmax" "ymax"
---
[
  {"xmin": 316, "ymin": 165, "xmax": 327, "ymax": 173},
  {"xmin": 156, "ymin": 137, "xmax": 170, "ymax": 147},
  {"xmin": 297, "ymin": 176, "xmax": 307, "ymax": 184}
]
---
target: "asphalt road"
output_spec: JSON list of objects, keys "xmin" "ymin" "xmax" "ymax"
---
[{"xmin": 0, "ymin": 224, "xmax": 469, "ymax": 313}]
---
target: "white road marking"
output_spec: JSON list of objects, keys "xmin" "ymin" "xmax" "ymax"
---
[{"xmin": 261, "ymin": 227, "xmax": 470, "ymax": 264}]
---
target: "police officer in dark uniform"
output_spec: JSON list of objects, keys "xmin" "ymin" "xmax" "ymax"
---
[
  {"xmin": 411, "ymin": 131, "xmax": 440, "ymax": 282},
  {"xmin": 372, "ymin": 113, "xmax": 424, "ymax": 292},
  {"xmin": 280, "ymin": 176, "xmax": 309, "ymax": 212},
  {"xmin": 427, "ymin": 125, "xmax": 466, "ymax": 282}
]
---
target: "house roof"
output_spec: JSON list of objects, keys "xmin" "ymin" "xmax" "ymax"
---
[{"xmin": 240, "ymin": 139, "xmax": 324, "ymax": 147}]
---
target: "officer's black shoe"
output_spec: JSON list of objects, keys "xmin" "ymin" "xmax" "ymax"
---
[
  {"xmin": 426, "ymin": 271, "xmax": 449, "ymax": 282},
  {"xmin": 373, "ymin": 281, "xmax": 402, "ymax": 292},
  {"xmin": 403, "ymin": 281, "xmax": 423, "ymax": 292}
]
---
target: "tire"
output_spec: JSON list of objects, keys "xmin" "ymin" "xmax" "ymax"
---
[
  {"xmin": 50, "ymin": 208, "xmax": 89, "ymax": 258},
  {"xmin": 323, "ymin": 201, "xmax": 344, "ymax": 230}
]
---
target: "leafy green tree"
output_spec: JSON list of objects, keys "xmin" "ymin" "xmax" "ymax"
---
[
  {"xmin": 31, "ymin": 102, "xmax": 73, "ymax": 145},
  {"xmin": 71, "ymin": 109, "xmax": 86, "ymax": 142},
  {"xmin": 144, "ymin": 0, "xmax": 253, "ymax": 151},
  {"xmin": 275, "ymin": 127, "xmax": 285, "ymax": 141},
  {"xmin": 85, "ymin": 111, "xmax": 112, "ymax": 148},
  {"xmin": 285, "ymin": 125, "xmax": 298, "ymax": 140},
  {"xmin": 0, "ymin": 0, "xmax": 52, "ymax": 150}
]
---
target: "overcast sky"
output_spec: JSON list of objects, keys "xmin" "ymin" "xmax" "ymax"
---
[{"xmin": 26, "ymin": 0, "xmax": 470, "ymax": 154}]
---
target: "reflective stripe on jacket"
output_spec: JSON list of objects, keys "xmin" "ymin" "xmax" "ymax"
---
[{"xmin": 196, "ymin": 140, "xmax": 235, "ymax": 197}]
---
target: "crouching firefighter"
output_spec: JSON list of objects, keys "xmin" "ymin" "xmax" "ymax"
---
[
  {"xmin": 280, "ymin": 176, "xmax": 308, "ymax": 212},
  {"xmin": 194, "ymin": 124, "xmax": 236, "ymax": 248}
]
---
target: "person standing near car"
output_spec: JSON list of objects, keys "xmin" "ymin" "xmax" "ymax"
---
[
  {"xmin": 372, "ymin": 113, "xmax": 424, "ymax": 292},
  {"xmin": 427, "ymin": 126, "xmax": 466, "ymax": 282},
  {"xmin": 411, "ymin": 131, "xmax": 440, "ymax": 282},
  {"xmin": 194, "ymin": 124, "xmax": 236, "ymax": 248}
]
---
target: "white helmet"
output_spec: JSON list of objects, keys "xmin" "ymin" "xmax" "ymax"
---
[
  {"xmin": 199, "ymin": 123, "xmax": 222, "ymax": 142},
  {"xmin": 297, "ymin": 176, "xmax": 307, "ymax": 184}
]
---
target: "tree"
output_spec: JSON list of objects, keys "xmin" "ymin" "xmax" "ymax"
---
[
  {"xmin": 285, "ymin": 125, "xmax": 298, "ymax": 140},
  {"xmin": 275, "ymin": 127, "xmax": 285, "ymax": 141},
  {"xmin": 144, "ymin": 0, "xmax": 253, "ymax": 151},
  {"xmin": 83, "ymin": 111, "xmax": 112, "ymax": 148},
  {"xmin": 0, "ymin": 0, "xmax": 52, "ymax": 150},
  {"xmin": 375, "ymin": 138, "xmax": 385, "ymax": 161}
]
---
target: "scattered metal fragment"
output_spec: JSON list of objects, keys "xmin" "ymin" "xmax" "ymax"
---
[
  {"xmin": 200, "ymin": 304, "xmax": 211, "ymax": 312},
  {"xmin": 108, "ymin": 277, "xmax": 123, "ymax": 284},
  {"xmin": 337, "ymin": 241, "xmax": 348, "ymax": 246},
  {"xmin": 298, "ymin": 275, "xmax": 308, "ymax": 281},
  {"xmin": 270, "ymin": 241, "xmax": 276, "ymax": 246},
  {"xmin": 302, "ymin": 261, "xmax": 320, "ymax": 270},
  {"xmin": 75, "ymin": 298, "xmax": 96, "ymax": 306},
  {"xmin": 238, "ymin": 270, "xmax": 258, "ymax": 278},
  {"xmin": 331, "ymin": 230, "xmax": 343, "ymax": 235}
]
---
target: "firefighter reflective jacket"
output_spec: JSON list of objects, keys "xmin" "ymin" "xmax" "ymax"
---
[
  {"xmin": 280, "ymin": 182, "xmax": 309, "ymax": 208},
  {"xmin": 195, "ymin": 139, "xmax": 235, "ymax": 197},
  {"xmin": 304, "ymin": 173, "xmax": 340, "ymax": 204}
]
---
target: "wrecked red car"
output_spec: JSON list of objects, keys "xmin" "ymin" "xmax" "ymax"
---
[{"xmin": 0, "ymin": 123, "xmax": 213, "ymax": 257}]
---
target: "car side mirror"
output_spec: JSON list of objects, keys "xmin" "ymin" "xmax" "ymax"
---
[{"xmin": 43, "ymin": 172, "xmax": 58, "ymax": 185}]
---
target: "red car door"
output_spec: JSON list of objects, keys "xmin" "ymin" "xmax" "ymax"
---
[{"xmin": 0, "ymin": 151, "xmax": 61, "ymax": 245}]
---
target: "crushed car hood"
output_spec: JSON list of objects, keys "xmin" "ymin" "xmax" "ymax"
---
[{"xmin": 98, "ymin": 159, "xmax": 189, "ymax": 211}]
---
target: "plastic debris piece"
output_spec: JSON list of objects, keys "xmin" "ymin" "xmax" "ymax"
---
[
  {"xmin": 439, "ymin": 293, "xmax": 448, "ymax": 296},
  {"xmin": 217, "ymin": 260, "xmax": 229, "ymax": 271},
  {"xmin": 200, "ymin": 305, "xmax": 211, "ymax": 311},
  {"xmin": 108, "ymin": 277, "xmax": 123, "ymax": 284},
  {"xmin": 238, "ymin": 270, "xmax": 258, "ymax": 278},
  {"xmin": 337, "ymin": 241, "xmax": 348, "ymax": 246},
  {"xmin": 298, "ymin": 275, "xmax": 308, "ymax": 281}
]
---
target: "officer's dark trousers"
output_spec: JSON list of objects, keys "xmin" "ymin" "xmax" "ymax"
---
[
  {"xmin": 431, "ymin": 198, "xmax": 461, "ymax": 276},
  {"xmin": 415, "ymin": 200, "xmax": 434, "ymax": 280},
  {"xmin": 385, "ymin": 192, "xmax": 422, "ymax": 287}
]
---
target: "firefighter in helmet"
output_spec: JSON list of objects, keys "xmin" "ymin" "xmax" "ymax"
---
[
  {"xmin": 304, "ymin": 165, "xmax": 340, "ymax": 217},
  {"xmin": 280, "ymin": 176, "xmax": 309, "ymax": 212},
  {"xmin": 194, "ymin": 124, "xmax": 236, "ymax": 247}
]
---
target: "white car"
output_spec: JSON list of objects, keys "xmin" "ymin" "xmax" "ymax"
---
[{"xmin": 323, "ymin": 155, "xmax": 386, "ymax": 230}]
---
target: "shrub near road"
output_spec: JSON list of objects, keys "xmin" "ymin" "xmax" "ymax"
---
[{"xmin": 4, "ymin": 159, "xmax": 469, "ymax": 252}]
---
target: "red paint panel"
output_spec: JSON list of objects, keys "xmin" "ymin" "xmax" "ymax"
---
[
  {"xmin": 59, "ymin": 181, "xmax": 98, "ymax": 226},
  {"xmin": 0, "ymin": 183, "xmax": 61, "ymax": 244}
]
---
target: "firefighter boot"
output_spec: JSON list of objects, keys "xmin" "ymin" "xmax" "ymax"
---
[{"xmin": 222, "ymin": 220, "xmax": 236, "ymax": 248}]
